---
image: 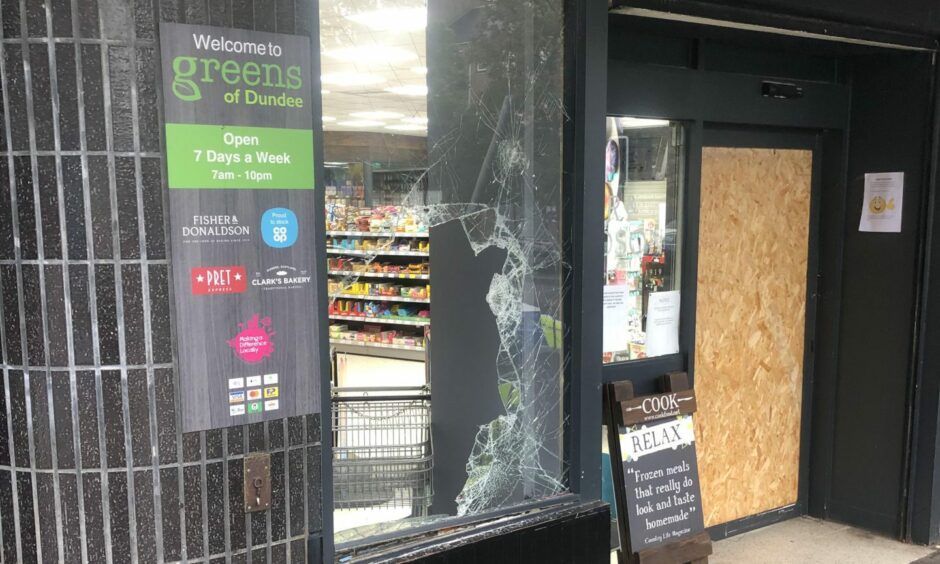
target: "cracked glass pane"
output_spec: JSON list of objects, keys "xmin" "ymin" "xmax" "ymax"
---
[{"xmin": 321, "ymin": 0, "xmax": 565, "ymax": 543}]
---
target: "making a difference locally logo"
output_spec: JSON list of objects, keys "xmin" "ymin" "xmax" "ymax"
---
[{"xmin": 170, "ymin": 32, "xmax": 305, "ymax": 108}]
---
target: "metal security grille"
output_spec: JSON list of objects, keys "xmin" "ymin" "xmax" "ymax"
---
[{"xmin": 332, "ymin": 387, "xmax": 432, "ymax": 516}]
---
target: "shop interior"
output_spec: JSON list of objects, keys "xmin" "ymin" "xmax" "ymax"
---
[
  {"xmin": 317, "ymin": 0, "xmax": 433, "ymax": 536},
  {"xmin": 318, "ymin": 0, "xmax": 566, "ymax": 548}
]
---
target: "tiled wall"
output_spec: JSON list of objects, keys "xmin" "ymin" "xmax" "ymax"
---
[{"xmin": 0, "ymin": 1, "xmax": 322, "ymax": 562}]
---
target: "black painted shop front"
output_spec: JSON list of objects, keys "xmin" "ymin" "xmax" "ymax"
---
[
  {"xmin": 3, "ymin": 0, "xmax": 940, "ymax": 563},
  {"xmin": 597, "ymin": 0, "xmax": 940, "ymax": 553}
]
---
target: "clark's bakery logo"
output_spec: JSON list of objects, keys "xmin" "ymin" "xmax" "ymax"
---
[
  {"xmin": 252, "ymin": 265, "xmax": 311, "ymax": 291},
  {"xmin": 191, "ymin": 265, "xmax": 247, "ymax": 295},
  {"xmin": 228, "ymin": 314, "xmax": 275, "ymax": 364},
  {"xmin": 181, "ymin": 214, "xmax": 250, "ymax": 243}
]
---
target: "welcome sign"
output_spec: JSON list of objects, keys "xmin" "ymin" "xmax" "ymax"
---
[{"xmin": 160, "ymin": 23, "xmax": 320, "ymax": 432}]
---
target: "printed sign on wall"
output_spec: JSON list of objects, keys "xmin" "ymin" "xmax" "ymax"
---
[
  {"xmin": 859, "ymin": 171, "xmax": 904, "ymax": 233},
  {"xmin": 160, "ymin": 23, "xmax": 320, "ymax": 432}
]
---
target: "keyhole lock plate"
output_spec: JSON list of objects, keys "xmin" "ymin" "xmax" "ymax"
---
[{"xmin": 244, "ymin": 453, "xmax": 272, "ymax": 513}]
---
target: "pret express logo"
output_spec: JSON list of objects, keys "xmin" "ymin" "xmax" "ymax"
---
[{"xmin": 191, "ymin": 265, "xmax": 247, "ymax": 295}]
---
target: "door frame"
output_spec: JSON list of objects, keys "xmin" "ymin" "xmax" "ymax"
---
[
  {"xmin": 604, "ymin": 37, "xmax": 850, "ymax": 394},
  {"xmin": 602, "ymin": 16, "xmax": 851, "ymax": 541},
  {"xmin": 699, "ymin": 125, "xmax": 823, "ymax": 538}
]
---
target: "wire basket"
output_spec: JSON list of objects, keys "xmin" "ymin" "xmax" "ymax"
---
[{"xmin": 332, "ymin": 386, "xmax": 433, "ymax": 515}]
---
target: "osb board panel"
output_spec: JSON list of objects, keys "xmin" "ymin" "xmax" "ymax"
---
[{"xmin": 695, "ymin": 147, "xmax": 812, "ymax": 527}]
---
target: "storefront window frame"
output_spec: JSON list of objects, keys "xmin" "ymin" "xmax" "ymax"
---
[
  {"xmin": 308, "ymin": 0, "xmax": 633, "ymax": 557},
  {"xmin": 313, "ymin": 0, "xmax": 577, "ymax": 557},
  {"xmin": 599, "ymin": 114, "xmax": 697, "ymax": 387},
  {"xmin": 601, "ymin": 116, "xmax": 687, "ymax": 366}
]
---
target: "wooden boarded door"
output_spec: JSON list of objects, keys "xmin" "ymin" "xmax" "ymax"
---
[{"xmin": 695, "ymin": 144, "xmax": 813, "ymax": 527}]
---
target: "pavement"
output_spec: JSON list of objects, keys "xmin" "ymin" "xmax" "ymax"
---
[
  {"xmin": 609, "ymin": 517, "xmax": 940, "ymax": 564},
  {"xmin": 709, "ymin": 517, "xmax": 940, "ymax": 564}
]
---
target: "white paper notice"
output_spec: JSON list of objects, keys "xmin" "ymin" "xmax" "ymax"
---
[
  {"xmin": 603, "ymin": 285, "xmax": 630, "ymax": 353},
  {"xmin": 859, "ymin": 172, "xmax": 903, "ymax": 233},
  {"xmin": 645, "ymin": 290, "xmax": 680, "ymax": 357}
]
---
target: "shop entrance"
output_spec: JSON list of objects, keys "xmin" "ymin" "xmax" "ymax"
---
[
  {"xmin": 603, "ymin": 12, "xmax": 853, "ymax": 546},
  {"xmin": 694, "ymin": 128, "xmax": 818, "ymax": 531},
  {"xmin": 603, "ymin": 6, "xmax": 939, "ymax": 552}
]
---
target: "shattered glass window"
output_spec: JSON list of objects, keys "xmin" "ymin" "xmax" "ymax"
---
[{"xmin": 319, "ymin": 0, "xmax": 567, "ymax": 544}]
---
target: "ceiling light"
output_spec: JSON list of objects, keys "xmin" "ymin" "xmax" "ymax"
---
[
  {"xmin": 385, "ymin": 84, "xmax": 428, "ymax": 96},
  {"xmin": 385, "ymin": 124, "xmax": 427, "ymax": 132},
  {"xmin": 322, "ymin": 116, "xmax": 336, "ymax": 122},
  {"xmin": 338, "ymin": 120, "xmax": 386, "ymax": 128},
  {"xmin": 321, "ymin": 72, "xmax": 386, "ymax": 87},
  {"xmin": 412, "ymin": 66, "xmax": 428, "ymax": 75},
  {"xmin": 324, "ymin": 45, "xmax": 417, "ymax": 64},
  {"xmin": 402, "ymin": 116, "xmax": 428, "ymax": 125},
  {"xmin": 618, "ymin": 117, "xmax": 670, "ymax": 128},
  {"xmin": 350, "ymin": 111, "xmax": 404, "ymax": 120},
  {"xmin": 345, "ymin": 7, "xmax": 427, "ymax": 32}
]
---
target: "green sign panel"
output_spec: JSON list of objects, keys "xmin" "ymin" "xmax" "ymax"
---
[{"xmin": 165, "ymin": 124, "xmax": 314, "ymax": 189}]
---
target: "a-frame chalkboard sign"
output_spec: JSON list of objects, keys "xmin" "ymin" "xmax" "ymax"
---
[{"xmin": 605, "ymin": 373, "xmax": 713, "ymax": 564}]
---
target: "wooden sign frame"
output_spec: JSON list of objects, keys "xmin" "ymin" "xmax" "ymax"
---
[{"xmin": 605, "ymin": 373, "xmax": 713, "ymax": 564}]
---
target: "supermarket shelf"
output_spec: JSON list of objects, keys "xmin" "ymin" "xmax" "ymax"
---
[
  {"xmin": 372, "ymin": 167, "xmax": 427, "ymax": 174},
  {"xmin": 326, "ymin": 230, "xmax": 429, "ymax": 238},
  {"xmin": 329, "ymin": 293, "xmax": 430, "ymax": 304},
  {"xmin": 327, "ymin": 248, "xmax": 429, "ymax": 257},
  {"xmin": 328, "ymin": 270, "xmax": 430, "ymax": 280},
  {"xmin": 329, "ymin": 314, "xmax": 430, "ymax": 326},
  {"xmin": 330, "ymin": 339, "xmax": 426, "ymax": 361}
]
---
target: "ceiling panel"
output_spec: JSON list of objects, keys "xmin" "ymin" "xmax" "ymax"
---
[{"xmin": 318, "ymin": 1, "xmax": 428, "ymax": 137}]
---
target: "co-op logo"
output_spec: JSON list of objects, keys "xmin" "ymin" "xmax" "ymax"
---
[{"xmin": 261, "ymin": 208, "xmax": 298, "ymax": 248}]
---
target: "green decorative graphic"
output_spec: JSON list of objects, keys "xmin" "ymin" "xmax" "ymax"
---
[{"xmin": 165, "ymin": 123, "xmax": 314, "ymax": 189}]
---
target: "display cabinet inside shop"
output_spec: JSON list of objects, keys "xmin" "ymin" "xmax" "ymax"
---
[{"xmin": 325, "ymin": 203, "xmax": 431, "ymax": 362}]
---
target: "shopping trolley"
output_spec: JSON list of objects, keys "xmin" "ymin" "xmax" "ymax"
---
[{"xmin": 332, "ymin": 386, "xmax": 433, "ymax": 516}]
